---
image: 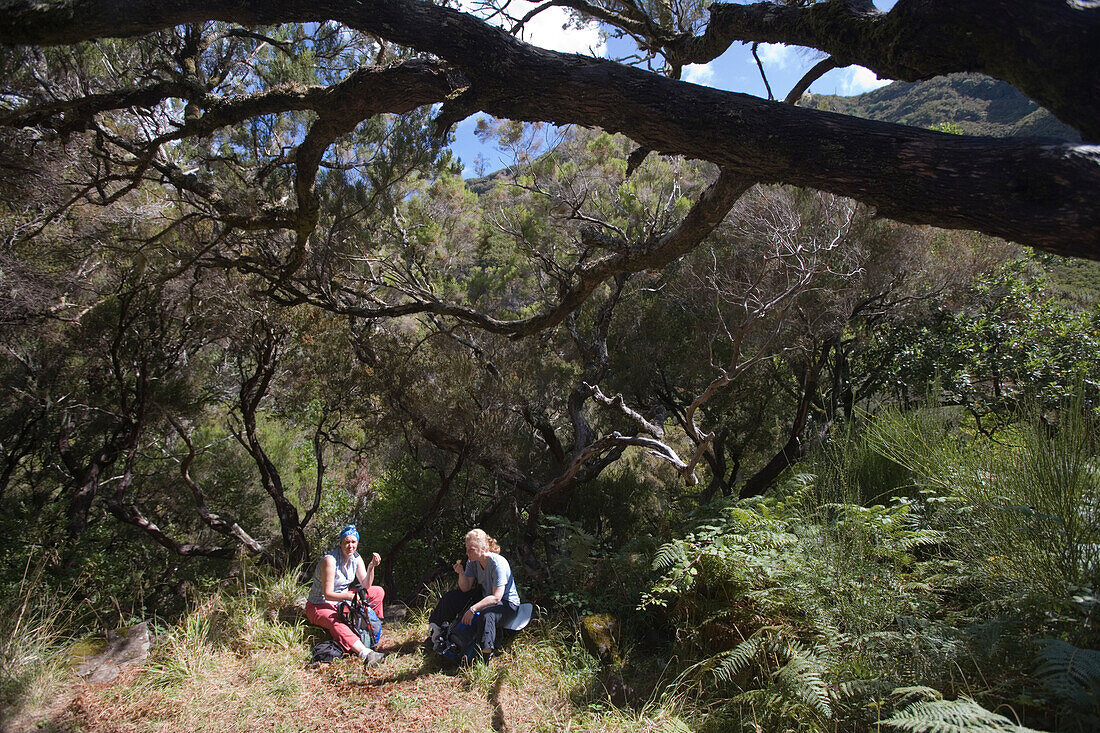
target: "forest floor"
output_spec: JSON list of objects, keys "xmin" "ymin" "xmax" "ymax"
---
[{"xmin": 5, "ymin": 613, "xmax": 674, "ymax": 733}]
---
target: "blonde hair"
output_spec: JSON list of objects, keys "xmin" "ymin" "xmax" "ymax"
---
[{"xmin": 465, "ymin": 528, "xmax": 500, "ymax": 554}]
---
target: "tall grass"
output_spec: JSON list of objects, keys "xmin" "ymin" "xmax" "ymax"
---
[
  {"xmin": 0, "ymin": 554, "xmax": 74, "ymax": 722},
  {"xmin": 868, "ymin": 400, "xmax": 1100, "ymax": 616}
]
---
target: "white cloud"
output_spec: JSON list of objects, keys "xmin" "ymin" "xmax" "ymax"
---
[
  {"xmin": 753, "ymin": 43, "xmax": 797, "ymax": 70},
  {"xmin": 518, "ymin": 6, "xmax": 603, "ymax": 54},
  {"xmin": 682, "ymin": 63, "xmax": 716, "ymax": 86},
  {"xmin": 837, "ymin": 66, "xmax": 892, "ymax": 95},
  {"xmin": 459, "ymin": 1, "xmax": 604, "ymax": 56}
]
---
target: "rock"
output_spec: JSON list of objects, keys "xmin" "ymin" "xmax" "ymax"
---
[
  {"xmin": 382, "ymin": 599, "xmax": 409, "ymax": 623},
  {"xmin": 75, "ymin": 621, "xmax": 151, "ymax": 683},
  {"xmin": 579, "ymin": 613, "xmax": 622, "ymax": 668}
]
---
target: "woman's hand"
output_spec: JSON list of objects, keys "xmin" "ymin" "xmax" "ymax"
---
[
  {"xmin": 369, "ymin": 552, "xmax": 381, "ymax": 568},
  {"xmin": 453, "ymin": 559, "xmax": 464, "ymax": 575},
  {"xmin": 462, "ymin": 608, "xmax": 476, "ymax": 626}
]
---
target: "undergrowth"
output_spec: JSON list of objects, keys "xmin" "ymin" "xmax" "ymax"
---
[
  {"xmin": 637, "ymin": 401, "xmax": 1100, "ymax": 732},
  {"xmin": 7, "ymin": 402, "xmax": 1099, "ymax": 732},
  {"xmin": 0, "ymin": 554, "xmax": 76, "ymax": 726},
  {"xmin": 56, "ymin": 569, "xmax": 691, "ymax": 732}
]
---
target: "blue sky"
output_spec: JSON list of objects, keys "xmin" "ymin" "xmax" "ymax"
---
[{"xmin": 449, "ymin": 0, "xmax": 898, "ymax": 176}]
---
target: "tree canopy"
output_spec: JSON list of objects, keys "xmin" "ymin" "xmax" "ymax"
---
[{"xmin": 0, "ymin": 0, "xmax": 1098, "ymax": 585}]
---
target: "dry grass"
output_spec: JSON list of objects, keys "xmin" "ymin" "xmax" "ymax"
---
[
  {"xmin": 23, "ymin": 593, "xmax": 690, "ymax": 733},
  {"xmin": 55, "ymin": 609, "xmax": 685, "ymax": 732}
]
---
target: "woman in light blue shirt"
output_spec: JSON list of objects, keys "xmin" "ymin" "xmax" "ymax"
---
[{"xmin": 428, "ymin": 528, "xmax": 520, "ymax": 662}]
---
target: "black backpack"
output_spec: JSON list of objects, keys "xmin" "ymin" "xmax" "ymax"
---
[
  {"xmin": 310, "ymin": 639, "xmax": 345, "ymax": 663},
  {"xmin": 433, "ymin": 611, "xmax": 480, "ymax": 665}
]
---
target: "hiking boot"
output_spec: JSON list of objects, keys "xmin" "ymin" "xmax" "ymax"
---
[
  {"xmin": 363, "ymin": 649, "xmax": 385, "ymax": 669},
  {"xmin": 479, "ymin": 647, "xmax": 494, "ymax": 664}
]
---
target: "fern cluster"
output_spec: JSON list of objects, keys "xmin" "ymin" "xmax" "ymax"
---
[{"xmin": 640, "ymin": 400, "xmax": 1100, "ymax": 732}]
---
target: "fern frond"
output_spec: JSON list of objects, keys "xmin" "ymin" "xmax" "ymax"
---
[
  {"xmin": 711, "ymin": 633, "xmax": 766, "ymax": 685},
  {"xmin": 774, "ymin": 652, "xmax": 832, "ymax": 718},
  {"xmin": 651, "ymin": 541, "xmax": 689, "ymax": 572},
  {"xmin": 882, "ymin": 696, "xmax": 1042, "ymax": 732},
  {"xmin": 1035, "ymin": 638, "xmax": 1100, "ymax": 712},
  {"xmin": 891, "ymin": 685, "xmax": 945, "ymax": 704},
  {"xmin": 836, "ymin": 678, "xmax": 877, "ymax": 699}
]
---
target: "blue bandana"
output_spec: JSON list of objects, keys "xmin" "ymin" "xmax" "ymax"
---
[{"xmin": 339, "ymin": 525, "xmax": 359, "ymax": 541}]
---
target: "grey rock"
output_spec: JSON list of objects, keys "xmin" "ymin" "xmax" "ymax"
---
[{"xmin": 76, "ymin": 621, "xmax": 151, "ymax": 683}]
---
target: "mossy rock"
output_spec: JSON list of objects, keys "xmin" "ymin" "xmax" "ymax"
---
[
  {"xmin": 69, "ymin": 637, "xmax": 107, "ymax": 665},
  {"xmin": 74, "ymin": 622, "xmax": 151, "ymax": 684},
  {"xmin": 579, "ymin": 613, "xmax": 621, "ymax": 668}
]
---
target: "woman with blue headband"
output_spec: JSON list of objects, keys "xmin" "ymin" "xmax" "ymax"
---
[{"xmin": 305, "ymin": 525, "xmax": 386, "ymax": 667}]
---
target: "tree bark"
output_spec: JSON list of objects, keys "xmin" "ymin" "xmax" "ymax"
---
[
  {"xmin": 233, "ymin": 325, "xmax": 311, "ymax": 570},
  {"xmin": 739, "ymin": 343, "xmax": 830, "ymax": 498}
]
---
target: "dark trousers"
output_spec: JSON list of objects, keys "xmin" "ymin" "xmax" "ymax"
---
[{"xmin": 429, "ymin": 588, "xmax": 515, "ymax": 650}]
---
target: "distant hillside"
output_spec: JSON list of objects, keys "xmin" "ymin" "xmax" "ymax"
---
[
  {"xmin": 465, "ymin": 165, "xmax": 515, "ymax": 196},
  {"xmin": 802, "ymin": 73, "xmax": 1081, "ymax": 141}
]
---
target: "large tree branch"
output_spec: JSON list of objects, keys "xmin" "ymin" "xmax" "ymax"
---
[
  {"xmin": 0, "ymin": 80, "xmax": 197, "ymax": 133},
  {"xmin": 104, "ymin": 442, "xmax": 240, "ymax": 559},
  {"xmin": 229, "ymin": 323, "xmax": 311, "ymax": 569},
  {"xmin": 104, "ymin": 500, "xmax": 238, "ymax": 558},
  {"xmin": 164, "ymin": 411, "xmax": 275, "ymax": 563},
  {"xmin": 2, "ymin": 0, "xmax": 1098, "ymax": 256},
  {"xmin": 524, "ymin": 431, "xmax": 689, "ymax": 536},
  {"xmin": 6, "ymin": 59, "xmax": 462, "ymax": 256},
  {"xmin": 662, "ymin": 0, "xmax": 1100, "ymax": 141},
  {"xmin": 287, "ymin": 59, "xmax": 465, "ymax": 263}
]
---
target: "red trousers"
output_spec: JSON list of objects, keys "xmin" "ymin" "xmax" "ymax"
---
[{"xmin": 305, "ymin": 585, "xmax": 385, "ymax": 651}]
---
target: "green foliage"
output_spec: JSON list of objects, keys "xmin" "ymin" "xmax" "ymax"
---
[
  {"xmin": 868, "ymin": 256, "xmax": 1100, "ymax": 425},
  {"xmin": 634, "ymin": 398, "xmax": 1100, "ymax": 731},
  {"xmin": 813, "ymin": 421, "xmax": 916, "ymax": 506},
  {"xmin": 535, "ymin": 510, "xmax": 660, "ymax": 621},
  {"xmin": 350, "ymin": 455, "xmax": 470, "ymax": 595},
  {"xmin": 870, "ymin": 398, "xmax": 1100, "ymax": 605},
  {"xmin": 684, "ymin": 627, "xmax": 833, "ymax": 730},
  {"xmin": 3, "ymin": 39, "xmax": 1100, "ymax": 733},
  {"xmin": 808, "ymin": 73, "xmax": 1079, "ymax": 141},
  {"xmin": 136, "ymin": 572, "xmax": 312, "ymax": 694},
  {"xmin": 1035, "ymin": 639, "xmax": 1100, "ymax": 727},
  {"xmin": 883, "ymin": 696, "xmax": 1042, "ymax": 733},
  {"xmin": 932, "ymin": 122, "xmax": 966, "ymax": 135}
]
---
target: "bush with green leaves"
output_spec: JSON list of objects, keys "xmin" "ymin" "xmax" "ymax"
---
[{"xmin": 866, "ymin": 256, "xmax": 1100, "ymax": 426}]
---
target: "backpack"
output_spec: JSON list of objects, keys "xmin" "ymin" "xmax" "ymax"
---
[
  {"xmin": 337, "ymin": 590, "xmax": 382, "ymax": 650},
  {"xmin": 310, "ymin": 639, "xmax": 345, "ymax": 663},
  {"xmin": 433, "ymin": 610, "xmax": 481, "ymax": 665}
]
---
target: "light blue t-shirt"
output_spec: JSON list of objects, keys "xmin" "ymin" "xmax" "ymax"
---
[{"xmin": 465, "ymin": 552, "xmax": 521, "ymax": 608}]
